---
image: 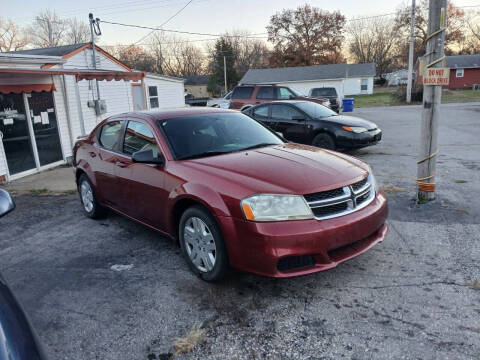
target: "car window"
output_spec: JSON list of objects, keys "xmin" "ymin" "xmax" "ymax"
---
[
  {"xmin": 99, "ymin": 121, "xmax": 124, "ymax": 151},
  {"xmin": 256, "ymin": 87, "xmax": 275, "ymax": 99},
  {"xmin": 232, "ymin": 87, "xmax": 254, "ymax": 99},
  {"xmin": 271, "ymin": 104, "xmax": 303, "ymax": 121},
  {"xmin": 295, "ymin": 101, "xmax": 337, "ymax": 118},
  {"xmin": 252, "ymin": 105, "xmax": 269, "ymax": 120},
  {"xmin": 123, "ymin": 120, "xmax": 161, "ymax": 157},
  {"xmin": 278, "ymin": 87, "xmax": 295, "ymax": 99},
  {"xmin": 311, "ymin": 88, "xmax": 337, "ymax": 97},
  {"xmin": 158, "ymin": 113, "xmax": 283, "ymax": 160}
]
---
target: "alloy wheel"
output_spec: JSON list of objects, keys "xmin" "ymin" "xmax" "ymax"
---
[
  {"xmin": 183, "ymin": 217, "xmax": 217, "ymax": 272},
  {"xmin": 80, "ymin": 181, "xmax": 94, "ymax": 213}
]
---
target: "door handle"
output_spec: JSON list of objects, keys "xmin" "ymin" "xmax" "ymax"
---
[
  {"xmin": 115, "ymin": 161, "xmax": 127, "ymax": 168},
  {"xmin": 89, "ymin": 152, "xmax": 96, "ymax": 158}
]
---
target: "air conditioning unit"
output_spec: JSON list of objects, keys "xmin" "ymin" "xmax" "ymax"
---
[{"xmin": 473, "ymin": 84, "xmax": 479, "ymax": 90}]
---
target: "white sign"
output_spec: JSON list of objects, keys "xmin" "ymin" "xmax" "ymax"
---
[
  {"xmin": 423, "ymin": 67, "xmax": 450, "ymax": 86},
  {"xmin": 3, "ymin": 118, "xmax": 13, "ymax": 125},
  {"xmin": 40, "ymin": 112, "xmax": 49, "ymax": 125}
]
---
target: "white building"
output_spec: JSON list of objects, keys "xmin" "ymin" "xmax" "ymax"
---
[
  {"xmin": 239, "ymin": 63, "xmax": 376, "ymax": 99},
  {"xmin": 0, "ymin": 43, "xmax": 185, "ymax": 182}
]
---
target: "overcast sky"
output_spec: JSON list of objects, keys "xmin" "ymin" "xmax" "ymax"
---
[{"xmin": 2, "ymin": 0, "xmax": 480, "ymax": 47}]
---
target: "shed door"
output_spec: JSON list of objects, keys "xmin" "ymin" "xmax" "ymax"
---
[{"xmin": 133, "ymin": 85, "xmax": 146, "ymax": 110}]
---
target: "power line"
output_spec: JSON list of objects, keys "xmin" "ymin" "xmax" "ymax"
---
[
  {"xmin": 134, "ymin": 0, "xmax": 196, "ymax": 44},
  {"xmin": 100, "ymin": 19, "xmax": 267, "ymax": 38}
]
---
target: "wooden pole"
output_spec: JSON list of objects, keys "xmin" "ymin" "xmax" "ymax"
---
[
  {"xmin": 406, "ymin": 0, "xmax": 416, "ymax": 103},
  {"xmin": 417, "ymin": 0, "xmax": 447, "ymax": 201}
]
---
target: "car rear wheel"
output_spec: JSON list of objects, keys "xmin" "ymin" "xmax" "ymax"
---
[
  {"xmin": 78, "ymin": 174, "xmax": 106, "ymax": 219},
  {"xmin": 179, "ymin": 206, "xmax": 229, "ymax": 282},
  {"xmin": 312, "ymin": 133, "xmax": 336, "ymax": 150}
]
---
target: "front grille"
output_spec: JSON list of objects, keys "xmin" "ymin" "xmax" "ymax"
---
[
  {"xmin": 304, "ymin": 187, "xmax": 344, "ymax": 202},
  {"xmin": 277, "ymin": 255, "xmax": 316, "ymax": 271},
  {"xmin": 312, "ymin": 202, "xmax": 348, "ymax": 217},
  {"xmin": 304, "ymin": 175, "xmax": 375, "ymax": 220}
]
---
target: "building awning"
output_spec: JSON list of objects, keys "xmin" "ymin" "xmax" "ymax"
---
[
  {"xmin": 0, "ymin": 68, "xmax": 145, "ymax": 82},
  {"xmin": 0, "ymin": 83, "xmax": 56, "ymax": 94}
]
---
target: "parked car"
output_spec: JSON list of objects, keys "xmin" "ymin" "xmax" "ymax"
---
[
  {"xmin": 206, "ymin": 91, "xmax": 232, "ymax": 107},
  {"xmin": 0, "ymin": 189, "xmax": 48, "ymax": 360},
  {"xmin": 243, "ymin": 100, "xmax": 382, "ymax": 150},
  {"xmin": 73, "ymin": 108, "xmax": 388, "ymax": 281},
  {"xmin": 229, "ymin": 84, "xmax": 330, "ymax": 111},
  {"xmin": 309, "ymin": 87, "xmax": 341, "ymax": 113}
]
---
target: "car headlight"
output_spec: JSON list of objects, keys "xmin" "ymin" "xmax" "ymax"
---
[
  {"xmin": 367, "ymin": 166, "xmax": 379, "ymax": 193},
  {"xmin": 241, "ymin": 194, "xmax": 314, "ymax": 222},
  {"xmin": 342, "ymin": 126, "xmax": 368, "ymax": 133}
]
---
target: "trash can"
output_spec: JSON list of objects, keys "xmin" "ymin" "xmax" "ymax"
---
[{"xmin": 342, "ymin": 98, "xmax": 354, "ymax": 112}]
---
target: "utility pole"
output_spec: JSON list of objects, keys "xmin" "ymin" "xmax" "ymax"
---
[
  {"xmin": 223, "ymin": 55, "xmax": 227, "ymax": 94},
  {"xmin": 406, "ymin": 0, "xmax": 416, "ymax": 103},
  {"xmin": 417, "ymin": 0, "xmax": 447, "ymax": 201},
  {"xmin": 89, "ymin": 13, "xmax": 101, "ymax": 100}
]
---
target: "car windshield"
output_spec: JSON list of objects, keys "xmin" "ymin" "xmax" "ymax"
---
[
  {"xmin": 311, "ymin": 88, "xmax": 337, "ymax": 97},
  {"xmin": 295, "ymin": 101, "xmax": 338, "ymax": 118},
  {"xmin": 157, "ymin": 113, "xmax": 284, "ymax": 160},
  {"xmin": 289, "ymin": 88, "xmax": 306, "ymax": 97}
]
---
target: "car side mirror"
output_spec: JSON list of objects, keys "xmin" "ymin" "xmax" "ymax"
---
[
  {"xmin": 292, "ymin": 115, "xmax": 305, "ymax": 122},
  {"xmin": 132, "ymin": 149, "xmax": 165, "ymax": 166},
  {"xmin": 289, "ymin": 95, "xmax": 296, "ymax": 100},
  {"xmin": 0, "ymin": 189, "xmax": 15, "ymax": 218}
]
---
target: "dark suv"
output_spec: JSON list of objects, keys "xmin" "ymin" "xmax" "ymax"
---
[
  {"xmin": 309, "ymin": 87, "xmax": 340, "ymax": 113},
  {"xmin": 229, "ymin": 84, "xmax": 329, "ymax": 111}
]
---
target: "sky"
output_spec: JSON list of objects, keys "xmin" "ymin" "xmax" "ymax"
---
[{"xmin": 2, "ymin": 0, "xmax": 480, "ymax": 47}]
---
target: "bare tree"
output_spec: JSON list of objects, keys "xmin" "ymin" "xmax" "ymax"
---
[
  {"xmin": 28, "ymin": 10, "xmax": 67, "ymax": 48},
  {"xmin": 346, "ymin": 17, "xmax": 399, "ymax": 76},
  {"xmin": 0, "ymin": 17, "xmax": 28, "ymax": 52},
  {"xmin": 65, "ymin": 18, "xmax": 90, "ymax": 44}
]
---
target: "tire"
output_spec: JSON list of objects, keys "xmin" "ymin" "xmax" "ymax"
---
[
  {"xmin": 312, "ymin": 133, "xmax": 336, "ymax": 150},
  {"xmin": 78, "ymin": 173, "xmax": 106, "ymax": 219},
  {"xmin": 179, "ymin": 205, "xmax": 229, "ymax": 282}
]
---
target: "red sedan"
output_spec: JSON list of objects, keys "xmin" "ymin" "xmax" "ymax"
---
[{"xmin": 73, "ymin": 108, "xmax": 388, "ymax": 281}]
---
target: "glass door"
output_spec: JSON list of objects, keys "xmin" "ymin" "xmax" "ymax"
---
[
  {"xmin": 27, "ymin": 92, "xmax": 63, "ymax": 166},
  {"xmin": 0, "ymin": 93, "xmax": 36, "ymax": 175}
]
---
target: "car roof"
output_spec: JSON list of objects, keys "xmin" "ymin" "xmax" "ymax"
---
[
  {"xmin": 254, "ymin": 100, "xmax": 309, "ymax": 106},
  {"xmin": 113, "ymin": 107, "xmax": 238, "ymax": 122}
]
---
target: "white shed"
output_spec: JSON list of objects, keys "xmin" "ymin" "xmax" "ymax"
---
[{"xmin": 133, "ymin": 73, "xmax": 185, "ymax": 111}]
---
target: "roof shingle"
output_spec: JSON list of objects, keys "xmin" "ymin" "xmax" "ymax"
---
[{"xmin": 7, "ymin": 43, "xmax": 89, "ymax": 57}]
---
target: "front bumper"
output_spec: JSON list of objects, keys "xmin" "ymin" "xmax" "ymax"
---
[
  {"xmin": 218, "ymin": 191, "xmax": 388, "ymax": 277},
  {"xmin": 337, "ymin": 128, "xmax": 382, "ymax": 148}
]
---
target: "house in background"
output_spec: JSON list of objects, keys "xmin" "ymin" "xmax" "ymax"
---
[
  {"xmin": 0, "ymin": 43, "xmax": 184, "ymax": 182},
  {"xmin": 416, "ymin": 54, "xmax": 480, "ymax": 90},
  {"xmin": 184, "ymin": 75, "xmax": 211, "ymax": 98},
  {"xmin": 239, "ymin": 63, "xmax": 376, "ymax": 99}
]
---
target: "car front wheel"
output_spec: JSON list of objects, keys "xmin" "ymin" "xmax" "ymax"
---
[{"xmin": 179, "ymin": 206, "xmax": 229, "ymax": 282}]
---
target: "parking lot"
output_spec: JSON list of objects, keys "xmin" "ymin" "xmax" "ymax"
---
[{"xmin": 0, "ymin": 102, "xmax": 479, "ymax": 359}]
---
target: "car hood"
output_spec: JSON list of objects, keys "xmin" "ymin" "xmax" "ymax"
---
[
  {"xmin": 320, "ymin": 115, "xmax": 378, "ymax": 130},
  {"xmin": 180, "ymin": 143, "xmax": 369, "ymax": 195}
]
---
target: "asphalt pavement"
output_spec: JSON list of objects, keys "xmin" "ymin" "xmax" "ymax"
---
[{"xmin": 0, "ymin": 102, "xmax": 479, "ymax": 360}]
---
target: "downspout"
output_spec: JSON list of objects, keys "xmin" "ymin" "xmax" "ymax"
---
[
  {"xmin": 74, "ymin": 79, "xmax": 86, "ymax": 135},
  {"xmin": 62, "ymin": 75, "xmax": 75, "ymax": 150}
]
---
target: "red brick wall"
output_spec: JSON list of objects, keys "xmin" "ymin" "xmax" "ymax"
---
[{"xmin": 448, "ymin": 68, "xmax": 480, "ymax": 89}]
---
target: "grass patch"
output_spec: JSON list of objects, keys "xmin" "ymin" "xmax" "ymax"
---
[
  {"xmin": 349, "ymin": 89, "xmax": 480, "ymax": 109},
  {"xmin": 173, "ymin": 327, "xmax": 205, "ymax": 356},
  {"xmin": 454, "ymin": 179, "xmax": 468, "ymax": 184},
  {"xmin": 417, "ymin": 198, "xmax": 430, "ymax": 205},
  {"xmin": 442, "ymin": 89, "xmax": 480, "ymax": 103},
  {"xmin": 29, "ymin": 188, "xmax": 50, "ymax": 195}
]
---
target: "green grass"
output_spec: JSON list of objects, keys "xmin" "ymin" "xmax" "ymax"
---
[
  {"xmin": 350, "ymin": 89, "xmax": 480, "ymax": 108},
  {"xmin": 454, "ymin": 179, "xmax": 468, "ymax": 184},
  {"xmin": 442, "ymin": 89, "xmax": 480, "ymax": 103}
]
